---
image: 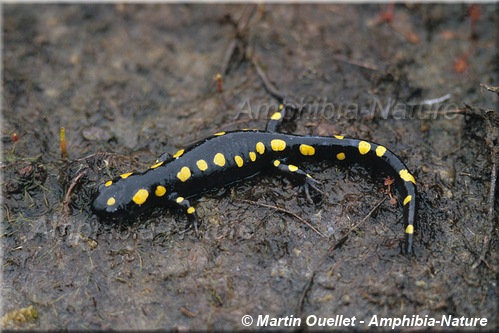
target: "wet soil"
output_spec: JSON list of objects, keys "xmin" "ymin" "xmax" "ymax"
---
[{"xmin": 2, "ymin": 4, "xmax": 497, "ymax": 331}]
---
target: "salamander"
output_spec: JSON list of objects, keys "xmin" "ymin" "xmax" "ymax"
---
[{"xmin": 92, "ymin": 105, "xmax": 417, "ymax": 253}]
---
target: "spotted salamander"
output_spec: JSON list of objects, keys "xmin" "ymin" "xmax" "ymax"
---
[{"xmin": 92, "ymin": 105, "xmax": 417, "ymax": 253}]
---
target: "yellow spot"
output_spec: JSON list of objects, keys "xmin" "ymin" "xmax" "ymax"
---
[
  {"xmin": 406, "ymin": 225, "xmax": 414, "ymax": 234},
  {"xmin": 358, "ymin": 141, "xmax": 371, "ymax": 155},
  {"xmin": 196, "ymin": 159, "xmax": 208, "ymax": 171},
  {"xmin": 279, "ymin": 104, "xmax": 284, "ymax": 110},
  {"xmin": 133, "ymin": 189, "xmax": 149, "ymax": 205},
  {"xmin": 120, "ymin": 172, "xmax": 133, "ymax": 179},
  {"xmin": 273, "ymin": 160, "xmax": 281, "ymax": 167},
  {"xmin": 187, "ymin": 207, "xmax": 195, "ymax": 214},
  {"xmin": 336, "ymin": 152, "xmax": 346, "ymax": 160},
  {"xmin": 107, "ymin": 197, "xmax": 115, "ymax": 206},
  {"xmin": 334, "ymin": 135, "xmax": 344, "ymax": 139},
  {"xmin": 249, "ymin": 151, "xmax": 257, "ymax": 162},
  {"xmin": 176, "ymin": 197, "xmax": 184, "ymax": 203},
  {"xmin": 399, "ymin": 169, "xmax": 416, "ymax": 184},
  {"xmin": 105, "ymin": 180, "xmax": 113, "ymax": 187},
  {"xmin": 173, "ymin": 149, "xmax": 185, "ymax": 158},
  {"xmin": 151, "ymin": 161, "xmax": 164, "ymax": 169},
  {"xmin": 288, "ymin": 165, "xmax": 298, "ymax": 172},
  {"xmin": 214, "ymin": 131, "xmax": 225, "ymax": 136},
  {"xmin": 177, "ymin": 166, "xmax": 191, "ymax": 182},
  {"xmin": 234, "ymin": 155, "xmax": 244, "ymax": 167},
  {"xmin": 376, "ymin": 145, "xmax": 387, "ymax": 157},
  {"xmin": 270, "ymin": 112, "xmax": 282, "ymax": 120},
  {"xmin": 403, "ymin": 195, "xmax": 412, "ymax": 206},
  {"xmin": 299, "ymin": 144, "xmax": 315, "ymax": 156},
  {"xmin": 155, "ymin": 185, "xmax": 167, "ymax": 197},
  {"xmin": 271, "ymin": 139, "xmax": 286, "ymax": 151},
  {"xmin": 213, "ymin": 153, "xmax": 226, "ymax": 167},
  {"xmin": 256, "ymin": 142, "xmax": 265, "ymax": 154}
]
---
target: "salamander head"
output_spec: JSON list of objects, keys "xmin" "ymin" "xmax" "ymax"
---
[{"xmin": 92, "ymin": 175, "xmax": 153, "ymax": 219}]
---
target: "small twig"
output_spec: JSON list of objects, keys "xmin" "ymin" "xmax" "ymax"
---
[
  {"xmin": 236, "ymin": 199, "xmax": 327, "ymax": 239},
  {"xmin": 62, "ymin": 169, "xmax": 88, "ymax": 215},
  {"xmin": 76, "ymin": 151, "xmax": 119, "ymax": 163},
  {"xmin": 471, "ymin": 235, "xmax": 496, "ymax": 272},
  {"xmin": 458, "ymin": 104, "xmax": 499, "ymax": 272},
  {"xmin": 480, "ymin": 83, "xmax": 499, "ymax": 96},
  {"xmin": 251, "ymin": 57, "xmax": 287, "ymax": 101},
  {"xmin": 220, "ymin": 5, "xmax": 256, "ymax": 75},
  {"xmin": 251, "ymin": 56, "xmax": 302, "ymax": 113},
  {"xmin": 426, "ymin": 108, "xmax": 466, "ymax": 116},
  {"xmin": 296, "ymin": 198, "xmax": 386, "ymax": 317},
  {"xmin": 485, "ymin": 147, "xmax": 498, "ymax": 225},
  {"xmin": 332, "ymin": 54, "xmax": 379, "ymax": 71},
  {"xmin": 221, "ymin": 13, "xmax": 301, "ymax": 110},
  {"xmin": 459, "ymin": 172, "xmax": 484, "ymax": 180},
  {"xmin": 179, "ymin": 306, "xmax": 197, "ymax": 318},
  {"xmin": 221, "ymin": 39, "xmax": 239, "ymax": 76},
  {"xmin": 471, "ymin": 148, "xmax": 498, "ymax": 272}
]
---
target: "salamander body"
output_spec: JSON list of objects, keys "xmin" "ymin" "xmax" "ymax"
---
[{"xmin": 92, "ymin": 108, "xmax": 417, "ymax": 253}]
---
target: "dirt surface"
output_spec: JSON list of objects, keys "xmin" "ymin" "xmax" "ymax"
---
[{"xmin": 2, "ymin": 4, "xmax": 497, "ymax": 331}]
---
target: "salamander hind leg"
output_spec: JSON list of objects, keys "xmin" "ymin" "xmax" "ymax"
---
[
  {"xmin": 272, "ymin": 159, "xmax": 324, "ymax": 203},
  {"xmin": 156, "ymin": 152, "xmax": 173, "ymax": 163}
]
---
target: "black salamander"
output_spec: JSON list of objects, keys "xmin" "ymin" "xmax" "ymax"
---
[{"xmin": 92, "ymin": 106, "xmax": 417, "ymax": 253}]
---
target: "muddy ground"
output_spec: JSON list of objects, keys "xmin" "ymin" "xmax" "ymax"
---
[{"xmin": 2, "ymin": 4, "xmax": 497, "ymax": 331}]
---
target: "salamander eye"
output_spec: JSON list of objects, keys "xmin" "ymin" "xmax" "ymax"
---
[{"xmin": 98, "ymin": 183, "xmax": 106, "ymax": 191}]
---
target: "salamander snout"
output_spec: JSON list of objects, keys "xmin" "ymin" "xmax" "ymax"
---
[
  {"xmin": 92, "ymin": 176, "xmax": 156, "ymax": 219},
  {"xmin": 91, "ymin": 181, "xmax": 132, "ymax": 219},
  {"xmin": 92, "ymin": 187, "xmax": 121, "ymax": 218}
]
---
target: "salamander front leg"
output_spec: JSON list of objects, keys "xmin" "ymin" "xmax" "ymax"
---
[
  {"xmin": 272, "ymin": 160, "xmax": 324, "ymax": 203},
  {"xmin": 266, "ymin": 104, "xmax": 287, "ymax": 132},
  {"xmin": 169, "ymin": 194, "xmax": 199, "ymax": 236}
]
